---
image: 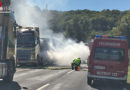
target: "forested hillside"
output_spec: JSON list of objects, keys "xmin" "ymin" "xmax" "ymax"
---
[{"xmin": 48, "ymin": 9, "xmax": 130, "ymax": 47}]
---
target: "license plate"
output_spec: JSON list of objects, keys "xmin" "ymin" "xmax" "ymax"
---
[{"xmin": 96, "ymin": 71, "xmax": 111, "ymax": 76}]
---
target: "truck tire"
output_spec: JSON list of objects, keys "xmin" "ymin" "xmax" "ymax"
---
[
  {"xmin": 3, "ymin": 60, "xmax": 15, "ymax": 82},
  {"xmin": 87, "ymin": 77, "xmax": 92, "ymax": 86},
  {"xmin": 3, "ymin": 71, "xmax": 14, "ymax": 82}
]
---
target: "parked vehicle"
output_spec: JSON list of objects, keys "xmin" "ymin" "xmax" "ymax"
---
[
  {"xmin": 0, "ymin": 10, "xmax": 17, "ymax": 82},
  {"xmin": 87, "ymin": 35, "xmax": 128, "ymax": 85}
]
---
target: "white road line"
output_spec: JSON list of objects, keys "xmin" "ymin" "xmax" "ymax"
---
[
  {"xmin": 36, "ymin": 83, "xmax": 50, "ymax": 90},
  {"xmin": 67, "ymin": 70, "xmax": 73, "ymax": 74},
  {"xmin": 16, "ymin": 69, "xmax": 30, "ymax": 72},
  {"xmin": 15, "ymin": 69, "xmax": 43, "ymax": 78}
]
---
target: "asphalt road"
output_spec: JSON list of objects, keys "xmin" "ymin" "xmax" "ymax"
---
[{"xmin": 0, "ymin": 65, "xmax": 129, "ymax": 90}]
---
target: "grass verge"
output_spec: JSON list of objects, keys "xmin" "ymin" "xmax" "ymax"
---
[
  {"xmin": 127, "ymin": 66, "xmax": 130, "ymax": 83},
  {"xmin": 128, "ymin": 49, "xmax": 130, "ymax": 83}
]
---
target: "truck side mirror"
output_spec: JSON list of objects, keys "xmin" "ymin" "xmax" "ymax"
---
[{"xmin": 13, "ymin": 22, "xmax": 18, "ymax": 38}]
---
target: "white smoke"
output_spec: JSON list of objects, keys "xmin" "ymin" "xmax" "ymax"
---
[
  {"xmin": 11, "ymin": 0, "xmax": 90, "ymax": 66},
  {"xmin": 47, "ymin": 34, "xmax": 90, "ymax": 65},
  {"xmin": 11, "ymin": 0, "xmax": 51, "ymax": 37}
]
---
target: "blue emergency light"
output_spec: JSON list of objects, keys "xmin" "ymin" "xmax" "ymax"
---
[
  {"xmin": 95, "ymin": 35, "xmax": 102, "ymax": 38},
  {"xmin": 95, "ymin": 35, "xmax": 127, "ymax": 39},
  {"xmin": 119, "ymin": 36, "xmax": 127, "ymax": 39}
]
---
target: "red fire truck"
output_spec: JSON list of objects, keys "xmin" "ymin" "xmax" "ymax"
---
[{"xmin": 87, "ymin": 35, "xmax": 128, "ymax": 85}]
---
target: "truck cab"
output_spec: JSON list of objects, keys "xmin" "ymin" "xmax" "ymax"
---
[
  {"xmin": 87, "ymin": 35, "xmax": 128, "ymax": 85},
  {"xmin": 16, "ymin": 27, "xmax": 41, "ymax": 65}
]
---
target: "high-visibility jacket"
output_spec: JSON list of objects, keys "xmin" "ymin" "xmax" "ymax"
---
[{"xmin": 73, "ymin": 58, "xmax": 81, "ymax": 66}]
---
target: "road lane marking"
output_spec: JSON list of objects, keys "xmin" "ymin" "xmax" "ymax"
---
[
  {"xmin": 16, "ymin": 68, "xmax": 31, "ymax": 73},
  {"xmin": 37, "ymin": 83, "xmax": 50, "ymax": 90},
  {"xmin": 67, "ymin": 70, "xmax": 73, "ymax": 74}
]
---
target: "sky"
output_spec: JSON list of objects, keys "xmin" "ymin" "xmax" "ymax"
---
[{"xmin": 28, "ymin": 0, "xmax": 130, "ymax": 11}]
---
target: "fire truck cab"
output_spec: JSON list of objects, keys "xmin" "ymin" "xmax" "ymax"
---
[{"xmin": 87, "ymin": 35, "xmax": 128, "ymax": 85}]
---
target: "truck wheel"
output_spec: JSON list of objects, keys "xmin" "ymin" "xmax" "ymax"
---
[
  {"xmin": 3, "ymin": 72, "xmax": 14, "ymax": 82},
  {"xmin": 3, "ymin": 60, "xmax": 15, "ymax": 82},
  {"xmin": 87, "ymin": 77, "xmax": 92, "ymax": 85}
]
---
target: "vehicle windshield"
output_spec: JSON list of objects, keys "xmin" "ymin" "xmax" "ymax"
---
[
  {"xmin": 94, "ymin": 47, "xmax": 125, "ymax": 61},
  {"xmin": 17, "ymin": 35, "xmax": 35, "ymax": 47}
]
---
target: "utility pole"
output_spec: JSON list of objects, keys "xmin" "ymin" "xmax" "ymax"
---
[{"xmin": 45, "ymin": 4, "xmax": 48, "ymax": 10}]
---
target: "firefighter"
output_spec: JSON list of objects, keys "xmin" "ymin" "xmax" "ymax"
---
[{"xmin": 71, "ymin": 57, "xmax": 81, "ymax": 70}]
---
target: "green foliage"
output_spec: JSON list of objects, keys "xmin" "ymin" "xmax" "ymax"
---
[
  {"xmin": 115, "ymin": 11, "xmax": 130, "ymax": 48},
  {"xmin": 49, "ymin": 9, "xmax": 130, "ymax": 46}
]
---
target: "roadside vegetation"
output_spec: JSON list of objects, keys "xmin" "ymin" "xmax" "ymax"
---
[
  {"xmin": 47, "ymin": 9, "xmax": 130, "ymax": 47},
  {"xmin": 128, "ymin": 50, "xmax": 130, "ymax": 83}
]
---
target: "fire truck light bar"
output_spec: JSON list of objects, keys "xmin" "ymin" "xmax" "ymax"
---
[{"xmin": 95, "ymin": 35, "xmax": 127, "ymax": 39}]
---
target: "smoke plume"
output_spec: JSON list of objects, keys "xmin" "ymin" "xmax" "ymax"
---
[{"xmin": 11, "ymin": 0, "xmax": 90, "ymax": 66}]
